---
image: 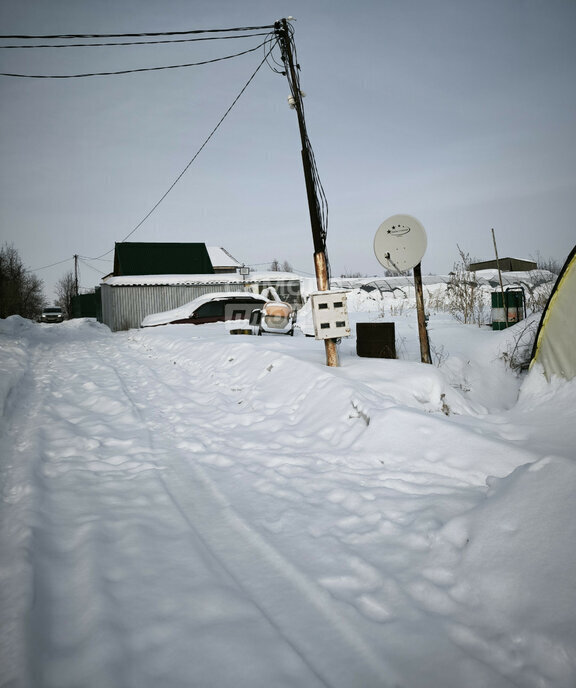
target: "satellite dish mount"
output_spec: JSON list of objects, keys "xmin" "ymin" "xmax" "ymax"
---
[{"xmin": 373, "ymin": 214, "xmax": 431, "ymax": 364}]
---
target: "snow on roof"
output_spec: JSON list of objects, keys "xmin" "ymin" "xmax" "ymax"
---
[
  {"xmin": 207, "ymin": 246, "xmax": 242, "ymax": 268},
  {"xmin": 102, "ymin": 272, "xmax": 300, "ymax": 287}
]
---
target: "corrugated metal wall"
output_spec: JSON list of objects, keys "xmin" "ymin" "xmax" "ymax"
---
[{"xmin": 101, "ymin": 284, "xmax": 244, "ymax": 331}]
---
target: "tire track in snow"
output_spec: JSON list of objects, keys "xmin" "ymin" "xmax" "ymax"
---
[
  {"xmin": 102, "ymin": 337, "xmax": 400, "ymax": 688},
  {"xmin": 4, "ymin": 331, "xmax": 326, "ymax": 688},
  {"xmin": 0, "ymin": 338, "xmax": 42, "ymax": 688},
  {"xmin": 124, "ymin": 330, "xmax": 541, "ymax": 688}
]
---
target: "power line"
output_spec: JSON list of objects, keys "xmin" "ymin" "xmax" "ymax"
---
[
  {"xmin": 0, "ymin": 25, "xmax": 276, "ymax": 40},
  {"xmin": 0, "ymin": 33, "xmax": 271, "ymax": 49},
  {"xmin": 79, "ymin": 255, "xmax": 112, "ymax": 263},
  {"xmin": 78, "ymin": 258, "xmax": 107, "ymax": 275},
  {"xmin": 90, "ymin": 37, "xmax": 278, "ymax": 260},
  {"xmin": 0, "ymin": 41, "xmax": 267, "ymax": 78},
  {"xmin": 29, "ymin": 257, "xmax": 73, "ymax": 272}
]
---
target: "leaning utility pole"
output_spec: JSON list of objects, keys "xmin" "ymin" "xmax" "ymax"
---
[{"xmin": 275, "ymin": 18, "xmax": 339, "ymax": 367}]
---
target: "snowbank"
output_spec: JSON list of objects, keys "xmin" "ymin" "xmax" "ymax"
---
[{"xmin": 1, "ymin": 314, "xmax": 575, "ymax": 687}]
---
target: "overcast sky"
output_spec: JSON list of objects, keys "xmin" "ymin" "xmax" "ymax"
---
[{"xmin": 1, "ymin": 0, "xmax": 575, "ymax": 299}]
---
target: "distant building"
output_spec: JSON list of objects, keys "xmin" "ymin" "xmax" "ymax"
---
[
  {"xmin": 469, "ymin": 257, "xmax": 537, "ymax": 272},
  {"xmin": 99, "ymin": 242, "xmax": 301, "ymax": 331}
]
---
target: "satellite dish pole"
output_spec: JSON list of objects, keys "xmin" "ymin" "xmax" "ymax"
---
[
  {"xmin": 275, "ymin": 18, "xmax": 339, "ymax": 367},
  {"xmin": 374, "ymin": 214, "xmax": 431, "ymax": 364},
  {"xmin": 413, "ymin": 261, "xmax": 431, "ymax": 364}
]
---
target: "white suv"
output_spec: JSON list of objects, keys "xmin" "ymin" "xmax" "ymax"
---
[{"xmin": 40, "ymin": 307, "xmax": 64, "ymax": 323}]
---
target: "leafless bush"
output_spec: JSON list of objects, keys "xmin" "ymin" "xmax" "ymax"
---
[
  {"xmin": 530, "ymin": 251, "xmax": 561, "ymax": 275},
  {"xmin": 389, "ymin": 302, "xmax": 405, "ymax": 316},
  {"xmin": 446, "ymin": 246, "xmax": 488, "ymax": 326},
  {"xmin": 522, "ymin": 272, "xmax": 556, "ymax": 314},
  {"xmin": 430, "ymin": 343, "xmax": 448, "ymax": 367},
  {"xmin": 425, "ymin": 287, "xmax": 447, "ymax": 314},
  {"xmin": 499, "ymin": 317, "xmax": 540, "ymax": 371}
]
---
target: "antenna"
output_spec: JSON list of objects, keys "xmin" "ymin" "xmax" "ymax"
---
[{"xmin": 373, "ymin": 214, "xmax": 427, "ymax": 273}]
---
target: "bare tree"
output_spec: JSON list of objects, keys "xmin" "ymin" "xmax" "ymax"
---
[
  {"xmin": 0, "ymin": 243, "xmax": 46, "ymax": 319},
  {"xmin": 55, "ymin": 271, "xmax": 77, "ymax": 318},
  {"xmin": 270, "ymin": 259, "xmax": 293, "ymax": 272},
  {"xmin": 530, "ymin": 251, "xmax": 561, "ymax": 275}
]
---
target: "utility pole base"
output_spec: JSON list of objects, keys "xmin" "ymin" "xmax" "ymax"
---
[{"xmin": 324, "ymin": 338, "xmax": 339, "ymax": 367}]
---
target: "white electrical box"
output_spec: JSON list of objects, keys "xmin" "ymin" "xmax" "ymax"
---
[{"xmin": 310, "ymin": 291, "xmax": 351, "ymax": 340}]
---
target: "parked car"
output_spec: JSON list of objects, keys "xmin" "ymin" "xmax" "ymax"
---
[
  {"xmin": 40, "ymin": 306, "xmax": 64, "ymax": 323},
  {"xmin": 141, "ymin": 292, "xmax": 270, "ymax": 328}
]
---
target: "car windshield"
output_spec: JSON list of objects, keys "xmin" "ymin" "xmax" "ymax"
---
[{"xmin": 44, "ymin": 308, "xmax": 62, "ymax": 313}]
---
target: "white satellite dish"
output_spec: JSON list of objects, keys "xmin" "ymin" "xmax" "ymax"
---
[{"xmin": 374, "ymin": 214, "xmax": 427, "ymax": 273}]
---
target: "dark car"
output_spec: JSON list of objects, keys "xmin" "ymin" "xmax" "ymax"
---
[
  {"xmin": 141, "ymin": 292, "xmax": 269, "ymax": 328},
  {"xmin": 40, "ymin": 307, "xmax": 64, "ymax": 323}
]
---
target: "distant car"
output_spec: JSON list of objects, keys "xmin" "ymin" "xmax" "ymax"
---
[
  {"xmin": 40, "ymin": 307, "xmax": 64, "ymax": 323},
  {"xmin": 141, "ymin": 292, "xmax": 269, "ymax": 328}
]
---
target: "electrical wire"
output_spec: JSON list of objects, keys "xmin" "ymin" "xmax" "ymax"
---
[
  {"xmin": 29, "ymin": 257, "xmax": 74, "ymax": 272},
  {"xmin": 0, "ymin": 26, "xmax": 276, "ymax": 40},
  {"xmin": 89, "ymin": 35, "xmax": 279, "ymax": 260},
  {"xmin": 79, "ymin": 255, "xmax": 112, "ymax": 264},
  {"xmin": 0, "ymin": 33, "xmax": 271, "ymax": 49},
  {"xmin": 78, "ymin": 258, "xmax": 107, "ymax": 275},
  {"xmin": 0, "ymin": 41, "xmax": 267, "ymax": 78}
]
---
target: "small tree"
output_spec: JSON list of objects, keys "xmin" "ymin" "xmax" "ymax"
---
[
  {"xmin": 270, "ymin": 259, "xmax": 293, "ymax": 272},
  {"xmin": 0, "ymin": 243, "xmax": 45, "ymax": 319},
  {"xmin": 530, "ymin": 251, "xmax": 561, "ymax": 275},
  {"xmin": 446, "ymin": 246, "xmax": 487, "ymax": 325},
  {"xmin": 55, "ymin": 271, "xmax": 77, "ymax": 318}
]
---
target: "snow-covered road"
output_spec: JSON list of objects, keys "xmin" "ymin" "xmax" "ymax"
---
[{"xmin": 1, "ymin": 316, "xmax": 575, "ymax": 687}]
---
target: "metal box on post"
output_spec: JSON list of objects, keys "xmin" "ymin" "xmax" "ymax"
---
[{"xmin": 310, "ymin": 291, "xmax": 351, "ymax": 340}]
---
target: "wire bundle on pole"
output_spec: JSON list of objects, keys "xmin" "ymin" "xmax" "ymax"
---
[{"xmin": 274, "ymin": 19, "xmax": 329, "ymax": 278}]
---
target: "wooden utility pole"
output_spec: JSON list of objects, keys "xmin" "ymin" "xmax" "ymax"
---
[
  {"xmin": 491, "ymin": 228, "xmax": 508, "ymax": 327},
  {"xmin": 413, "ymin": 262, "xmax": 431, "ymax": 364},
  {"xmin": 276, "ymin": 18, "xmax": 339, "ymax": 367},
  {"xmin": 74, "ymin": 254, "xmax": 79, "ymax": 296}
]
